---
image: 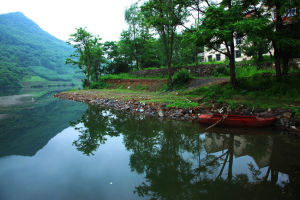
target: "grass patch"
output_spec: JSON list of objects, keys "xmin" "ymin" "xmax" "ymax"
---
[
  {"xmin": 23, "ymin": 75, "xmax": 47, "ymax": 82},
  {"xmin": 69, "ymin": 89, "xmax": 198, "ymax": 109},
  {"xmin": 236, "ymin": 65, "xmax": 274, "ymax": 77},
  {"xmin": 28, "ymin": 66, "xmax": 73, "ymax": 81},
  {"xmin": 185, "ymin": 73, "xmax": 300, "ymax": 112},
  {"xmin": 135, "ymin": 84, "xmax": 149, "ymax": 90},
  {"xmin": 167, "ymin": 101, "xmax": 198, "ymax": 108}
]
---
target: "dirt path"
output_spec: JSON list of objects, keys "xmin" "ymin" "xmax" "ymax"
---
[{"xmin": 187, "ymin": 78, "xmax": 228, "ymax": 89}]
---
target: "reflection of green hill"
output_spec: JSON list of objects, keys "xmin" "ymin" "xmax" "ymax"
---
[{"xmin": 0, "ymin": 92, "xmax": 87, "ymax": 157}]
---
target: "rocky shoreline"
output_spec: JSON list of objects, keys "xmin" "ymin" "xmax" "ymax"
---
[{"xmin": 54, "ymin": 91, "xmax": 300, "ymax": 131}]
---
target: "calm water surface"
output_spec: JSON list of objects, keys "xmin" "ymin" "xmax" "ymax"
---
[{"xmin": 0, "ymin": 88, "xmax": 299, "ymax": 200}]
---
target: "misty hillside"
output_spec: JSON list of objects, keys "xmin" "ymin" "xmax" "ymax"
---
[{"xmin": 0, "ymin": 12, "xmax": 81, "ymax": 89}]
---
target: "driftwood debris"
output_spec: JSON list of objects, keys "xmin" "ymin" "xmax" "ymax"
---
[{"xmin": 205, "ymin": 114, "xmax": 228, "ymax": 130}]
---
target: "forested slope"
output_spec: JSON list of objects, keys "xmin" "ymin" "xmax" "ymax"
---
[{"xmin": 0, "ymin": 12, "xmax": 80, "ymax": 89}]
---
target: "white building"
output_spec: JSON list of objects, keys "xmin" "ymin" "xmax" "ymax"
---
[{"xmin": 199, "ymin": 37, "xmax": 247, "ymax": 63}]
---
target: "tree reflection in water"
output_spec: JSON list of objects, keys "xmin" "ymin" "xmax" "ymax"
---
[
  {"xmin": 71, "ymin": 105, "xmax": 300, "ymax": 199},
  {"xmin": 70, "ymin": 105, "xmax": 120, "ymax": 155}
]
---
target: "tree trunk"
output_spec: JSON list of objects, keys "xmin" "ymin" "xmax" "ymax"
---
[
  {"xmin": 195, "ymin": 46, "xmax": 199, "ymax": 66},
  {"xmin": 229, "ymin": 34, "xmax": 237, "ymax": 86},
  {"xmin": 274, "ymin": 46, "xmax": 282, "ymax": 77},
  {"xmin": 161, "ymin": 31, "xmax": 173, "ymax": 86},
  {"xmin": 257, "ymin": 46, "xmax": 264, "ymax": 69},
  {"xmin": 273, "ymin": 2, "xmax": 284, "ymax": 78},
  {"xmin": 87, "ymin": 68, "xmax": 90, "ymax": 88},
  {"xmin": 94, "ymin": 67, "xmax": 98, "ymax": 81},
  {"xmin": 282, "ymin": 56, "xmax": 289, "ymax": 75},
  {"xmin": 136, "ymin": 59, "xmax": 139, "ymax": 70}
]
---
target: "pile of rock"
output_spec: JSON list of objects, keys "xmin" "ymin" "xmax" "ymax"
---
[{"xmin": 54, "ymin": 92, "xmax": 299, "ymax": 131}]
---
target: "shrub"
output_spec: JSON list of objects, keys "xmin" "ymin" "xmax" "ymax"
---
[
  {"xmin": 172, "ymin": 69, "xmax": 191, "ymax": 89},
  {"xmin": 213, "ymin": 65, "xmax": 230, "ymax": 76},
  {"xmin": 90, "ymin": 79, "xmax": 109, "ymax": 89}
]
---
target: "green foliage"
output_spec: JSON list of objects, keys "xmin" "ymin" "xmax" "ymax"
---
[
  {"xmin": 235, "ymin": 65, "xmax": 274, "ymax": 77},
  {"xmin": 28, "ymin": 66, "xmax": 72, "ymax": 81},
  {"xmin": 103, "ymin": 41, "xmax": 130, "ymax": 74},
  {"xmin": 90, "ymin": 79, "xmax": 109, "ymax": 89},
  {"xmin": 185, "ymin": 73, "xmax": 300, "ymax": 111},
  {"xmin": 66, "ymin": 27, "xmax": 105, "ymax": 88},
  {"xmin": 166, "ymin": 101, "xmax": 198, "ymax": 108},
  {"xmin": 23, "ymin": 76, "xmax": 47, "ymax": 82},
  {"xmin": 135, "ymin": 84, "xmax": 149, "ymax": 90},
  {"xmin": 120, "ymin": 3, "xmax": 161, "ymax": 70},
  {"xmin": 0, "ymin": 63, "xmax": 26, "ymax": 89},
  {"xmin": 0, "ymin": 12, "xmax": 79, "ymax": 88},
  {"xmin": 213, "ymin": 65, "xmax": 230, "ymax": 76},
  {"xmin": 172, "ymin": 69, "xmax": 191, "ymax": 89},
  {"xmin": 118, "ymin": 84, "xmax": 125, "ymax": 89},
  {"xmin": 141, "ymin": 0, "xmax": 189, "ymax": 83}
]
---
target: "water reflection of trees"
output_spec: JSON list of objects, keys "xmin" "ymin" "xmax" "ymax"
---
[
  {"xmin": 70, "ymin": 105, "xmax": 120, "ymax": 155},
  {"xmin": 71, "ymin": 105, "xmax": 300, "ymax": 199}
]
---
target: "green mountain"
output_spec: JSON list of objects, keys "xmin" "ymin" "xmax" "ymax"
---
[{"xmin": 0, "ymin": 12, "xmax": 81, "ymax": 89}]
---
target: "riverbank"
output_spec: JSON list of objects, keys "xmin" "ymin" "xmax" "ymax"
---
[{"xmin": 54, "ymin": 89, "xmax": 300, "ymax": 131}]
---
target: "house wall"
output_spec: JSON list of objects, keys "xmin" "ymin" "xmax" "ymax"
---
[{"xmin": 201, "ymin": 38, "xmax": 251, "ymax": 63}]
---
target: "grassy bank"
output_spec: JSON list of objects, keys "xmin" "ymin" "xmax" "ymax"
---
[
  {"xmin": 184, "ymin": 74, "xmax": 300, "ymax": 114},
  {"xmin": 71, "ymin": 64, "xmax": 300, "ymax": 114},
  {"xmin": 67, "ymin": 89, "xmax": 198, "ymax": 109}
]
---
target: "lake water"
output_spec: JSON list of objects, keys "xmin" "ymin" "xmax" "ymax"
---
[{"xmin": 0, "ymin": 88, "xmax": 299, "ymax": 200}]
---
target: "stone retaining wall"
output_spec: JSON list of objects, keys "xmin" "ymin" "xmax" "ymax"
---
[
  {"xmin": 130, "ymin": 65, "xmax": 219, "ymax": 77},
  {"xmin": 104, "ymin": 79, "xmax": 166, "ymax": 91}
]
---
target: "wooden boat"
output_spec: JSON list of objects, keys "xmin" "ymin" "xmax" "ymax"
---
[{"xmin": 198, "ymin": 114, "xmax": 276, "ymax": 127}]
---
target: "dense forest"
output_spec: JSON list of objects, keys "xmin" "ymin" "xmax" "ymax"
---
[{"xmin": 0, "ymin": 12, "xmax": 81, "ymax": 89}]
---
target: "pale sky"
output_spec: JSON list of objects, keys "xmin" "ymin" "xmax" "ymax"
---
[{"xmin": 0, "ymin": 0, "xmax": 136, "ymax": 42}]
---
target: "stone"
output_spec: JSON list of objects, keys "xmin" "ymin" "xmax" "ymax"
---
[
  {"xmin": 158, "ymin": 109, "xmax": 164, "ymax": 117},
  {"xmin": 283, "ymin": 112, "xmax": 293, "ymax": 119}
]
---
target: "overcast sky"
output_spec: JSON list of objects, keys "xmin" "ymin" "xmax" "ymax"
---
[{"xmin": 0, "ymin": 0, "xmax": 136, "ymax": 42}]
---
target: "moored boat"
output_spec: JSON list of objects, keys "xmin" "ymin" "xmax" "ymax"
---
[{"xmin": 199, "ymin": 114, "xmax": 276, "ymax": 127}]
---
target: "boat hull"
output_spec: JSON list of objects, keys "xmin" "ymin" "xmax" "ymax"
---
[{"xmin": 198, "ymin": 114, "xmax": 276, "ymax": 127}]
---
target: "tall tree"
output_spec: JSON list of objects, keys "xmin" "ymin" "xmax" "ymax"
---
[
  {"xmin": 123, "ymin": 3, "xmax": 158, "ymax": 70},
  {"xmin": 103, "ymin": 41, "xmax": 130, "ymax": 74},
  {"xmin": 237, "ymin": 0, "xmax": 273, "ymax": 68},
  {"xmin": 262, "ymin": 0, "xmax": 300, "ymax": 76},
  {"xmin": 124, "ymin": 3, "xmax": 141, "ymax": 69},
  {"xmin": 89, "ymin": 37, "xmax": 105, "ymax": 81},
  {"xmin": 195, "ymin": 0, "xmax": 267, "ymax": 86},
  {"xmin": 66, "ymin": 28, "xmax": 104, "ymax": 87},
  {"xmin": 196, "ymin": 1, "xmax": 243, "ymax": 86},
  {"xmin": 141, "ymin": 0, "xmax": 189, "ymax": 85}
]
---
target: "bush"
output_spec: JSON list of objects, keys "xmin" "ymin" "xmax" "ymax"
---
[
  {"xmin": 172, "ymin": 69, "xmax": 191, "ymax": 89},
  {"xmin": 90, "ymin": 79, "xmax": 109, "ymax": 89},
  {"xmin": 213, "ymin": 65, "xmax": 230, "ymax": 76}
]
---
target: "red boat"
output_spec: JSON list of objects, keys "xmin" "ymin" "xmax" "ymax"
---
[{"xmin": 198, "ymin": 114, "xmax": 276, "ymax": 127}]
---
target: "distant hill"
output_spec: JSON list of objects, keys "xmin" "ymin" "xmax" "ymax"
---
[{"xmin": 0, "ymin": 12, "xmax": 81, "ymax": 89}]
